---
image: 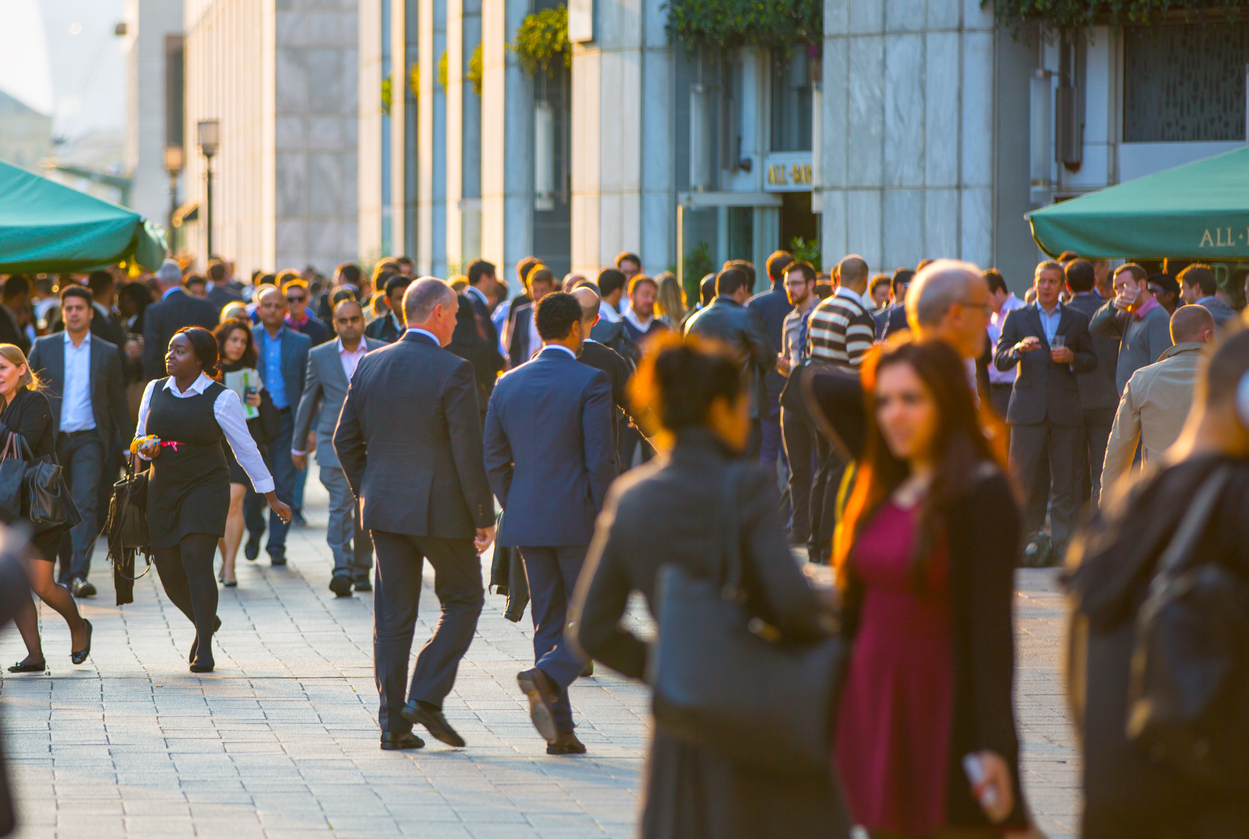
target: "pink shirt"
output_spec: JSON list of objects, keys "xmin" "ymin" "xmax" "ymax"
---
[
  {"xmin": 338, "ymin": 338, "xmax": 367, "ymax": 382},
  {"xmin": 1133, "ymin": 295, "xmax": 1161, "ymax": 320}
]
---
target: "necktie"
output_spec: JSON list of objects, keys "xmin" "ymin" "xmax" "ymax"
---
[{"xmin": 798, "ymin": 310, "xmax": 810, "ymax": 364}]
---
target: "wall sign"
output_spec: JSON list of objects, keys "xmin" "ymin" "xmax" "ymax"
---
[{"xmin": 762, "ymin": 151, "xmax": 813, "ymax": 192}]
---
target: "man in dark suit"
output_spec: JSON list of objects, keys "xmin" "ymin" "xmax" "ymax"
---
[
  {"xmin": 28, "ymin": 286, "xmax": 131, "ymax": 597},
  {"xmin": 245, "ymin": 286, "xmax": 311, "ymax": 565},
  {"xmin": 143, "ymin": 259, "xmax": 220, "ymax": 380},
  {"xmin": 364, "ymin": 274, "xmax": 411, "ymax": 343},
  {"xmin": 293, "ymin": 299, "xmax": 384, "ymax": 595},
  {"xmin": 747, "ymin": 251, "xmax": 796, "ymax": 523},
  {"xmin": 875, "ymin": 268, "xmax": 914, "ymax": 340},
  {"xmin": 572, "ymin": 286, "xmax": 638, "ymax": 461},
  {"xmin": 684, "ymin": 266, "xmax": 776, "ymax": 457},
  {"xmin": 335, "ymin": 278, "xmax": 496, "ymax": 752},
  {"xmin": 484, "ymin": 292, "xmax": 616, "ymax": 755},
  {"xmin": 206, "ymin": 260, "xmax": 244, "ymax": 313},
  {"xmin": 1064, "ymin": 259, "xmax": 1120, "ymax": 506},
  {"xmin": 993, "ymin": 260, "xmax": 1097, "ymax": 558},
  {"xmin": 449, "ymin": 261, "xmax": 506, "ymax": 411},
  {"xmin": 84, "ymin": 271, "xmax": 126, "ymax": 351},
  {"xmin": 506, "ymin": 268, "xmax": 557, "ymax": 366}
]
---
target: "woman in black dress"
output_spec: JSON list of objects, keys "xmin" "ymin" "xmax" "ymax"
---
[
  {"xmin": 213, "ymin": 319, "xmax": 278, "ymax": 586},
  {"xmin": 135, "ymin": 327, "xmax": 291, "ymax": 672},
  {"xmin": 0, "ymin": 344, "xmax": 92, "ymax": 673}
]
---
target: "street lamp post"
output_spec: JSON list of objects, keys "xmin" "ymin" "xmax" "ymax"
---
[
  {"xmin": 196, "ymin": 119, "xmax": 220, "ymax": 259},
  {"xmin": 164, "ymin": 145, "xmax": 184, "ymax": 255}
]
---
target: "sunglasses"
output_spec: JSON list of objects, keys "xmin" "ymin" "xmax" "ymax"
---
[{"xmin": 286, "ymin": 295, "xmax": 306, "ymax": 303}]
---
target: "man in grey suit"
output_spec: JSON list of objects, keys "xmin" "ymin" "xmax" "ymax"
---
[
  {"xmin": 292, "ymin": 299, "xmax": 383, "ymax": 596},
  {"xmin": 28, "ymin": 286, "xmax": 131, "ymax": 597},
  {"xmin": 142, "ymin": 259, "xmax": 221, "ymax": 380},
  {"xmin": 484, "ymin": 292, "xmax": 617, "ymax": 755},
  {"xmin": 993, "ymin": 260, "xmax": 1097, "ymax": 558},
  {"xmin": 334, "ymin": 278, "xmax": 496, "ymax": 752}
]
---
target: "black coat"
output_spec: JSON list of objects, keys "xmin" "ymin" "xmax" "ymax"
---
[
  {"xmin": 447, "ymin": 293, "xmax": 505, "ymax": 410},
  {"xmin": 28, "ymin": 333, "xmax": 133, "ymax": 445},
  {"xmin": 0, "ymin": 387, "xmax": 56, "ymax": 460},
  {"xmin": 747, "ymin": 280, "xmax": 792, "ymax": 411},
  {"xmin": 569, "ymin": 429, "xmax": 849, "ymax": 839},
  {"xmin": 333, "ymin": 330, "xmax": 494, "ymax": 539},
  {"xmin": 142, "ymin": 288, "xmax": 221, "ymax": 380},
  {"xmin": 683, "ymin": 297, "xmax": 776, "ymax": 419},
  {"xmin": 364, "ymin": 312, "xmax": 403, "ymax": 344},
  {"xmin": 577, "ymin": 339, "xmax": 636, "ymax": 455},
  {"xmin": 588, "ymin": 318, "xmax": 639, "ymax": 364}
]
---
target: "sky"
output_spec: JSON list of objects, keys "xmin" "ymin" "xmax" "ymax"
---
[{"xmin": 0, "ymin": 0, "xmax": 125, "ymax": 143}]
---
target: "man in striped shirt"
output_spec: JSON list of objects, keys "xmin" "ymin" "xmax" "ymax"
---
[{"xmin": 805, "ymin": 255, "xmax": 876, "ymax": 562}]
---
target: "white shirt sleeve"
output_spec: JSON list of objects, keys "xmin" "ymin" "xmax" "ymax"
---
[
  {"xmin": 134, "ymin": 380, "xmax": 157, "ymax": 460},
  {"xmin": 213, "ymin": 388, "xmax": 276, "ymax": 493}
]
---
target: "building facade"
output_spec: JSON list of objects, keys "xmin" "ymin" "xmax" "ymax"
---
[{"xmin": 123, "ymin": 0, "xmax": 184, "ymax": 235}]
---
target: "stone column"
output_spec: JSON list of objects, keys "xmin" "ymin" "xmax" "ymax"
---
[
  {"xmin": 390, "ymin": 0, "xmax": 419, "ymax": 259},
  {"xmin": 359, "ymin": 0, "xmax": 386, "ymax": 260},
  {"xmin": 480, "ymin": 0, "xmax": 532, "ymax": 275},
  {"xmin": 416, "ymin": 0, "xmax": 447, "ymax": 276},
  {"xmin": 445, "ymin": 0, "xmax": 483, "ymax": 271}
]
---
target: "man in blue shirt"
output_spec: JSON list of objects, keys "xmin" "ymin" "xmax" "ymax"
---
[{"xmin": 246, "ymin": 286, "xmax": 310, "ymax": 565}]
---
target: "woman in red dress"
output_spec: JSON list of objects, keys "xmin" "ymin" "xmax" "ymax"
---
[{"xmin": 834, "ymin": 340, "xmax": 1029, "ymax": 837}]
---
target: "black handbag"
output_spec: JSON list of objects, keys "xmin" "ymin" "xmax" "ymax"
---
[
  {"xmin": 649, "ymin": 462, "xmax": 846, "ymax": 778},
  {"xmin": 0, "ymin": 433, "xmax": 25, "ymax": 523},
  {"xmin": 1127, "ymin": 465, "xmax": 1249, "ymax": 788},
  {"xmin": 104, "ymin": 459, "xmax": 152, "ymax": 607},
  {"xmin": 9, "ymin": 435, "xmax": 79, "ymax": 537}
]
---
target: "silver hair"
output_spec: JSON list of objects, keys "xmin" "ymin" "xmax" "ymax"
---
[
  {"xmin": 403, "ymin": 277, "xmax": 456, "ymax": 325},
  {"xmin": 906, "ymin": 259, "xmax": 981, "ymax": 328}
]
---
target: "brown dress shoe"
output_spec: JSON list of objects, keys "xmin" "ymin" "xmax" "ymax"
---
[{"xmin": 546, "ymin": 731, "xmax": 586, "ymax": 755}]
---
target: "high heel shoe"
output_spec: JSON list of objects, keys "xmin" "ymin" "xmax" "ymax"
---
[
  {"xmin": 70, "ymin": 619, "xmax": 92, "ymax": 665},
  {"xmin": 8, "ymin": 657, "xmax": 46, "ymax": 673},
  {"xmin": 189, "ymin": 616, "xmax": 224, "ymax": 663},
  {"xmin": 221, "ymin": 579, "xmax": 237, "ymax": 588}
]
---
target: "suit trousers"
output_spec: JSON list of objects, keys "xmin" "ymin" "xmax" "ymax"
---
[
  {"xmin": 808, "ymin": 433, "xmax": 846, "ymax": 564},
  {"xmin": 1081, "ymin": 406, "xmax": 1116, "ymax": 508},
  {"xmin": 55, "ymin": 430, "xmax": 104, "ymax": 580},
  {"xmin": 245, "ymin": 407, "xmax": 295, "ymax": 557},
  {"xmin": 319, "ymin": 465, "xmax": 373, "ymax": 582},
  {"xmin": 1009, "ymin": 419, "xmax": 1082, "ymax": 550},
  {"xmin": 780, "ymin": 407, "xmax": 815, "ymax": 544},
  {"xmin": 519, "ymin": 545, "xmax": 588, "ymax": 732},
  {"xmin": 759, "ymin": 412, "xmax": 791, "ymax": 531},
  {"xmin": 371, "ymin": 531, "xmax": 484, "ymax": 734}
]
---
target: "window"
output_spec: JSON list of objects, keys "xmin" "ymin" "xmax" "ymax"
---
[
  {"xmin": 1123, "ymin": 23, "xmax": 1249, "ymax": 143},
  {"xmin": 770, "ymin": 48, "xmax": 814, "ymax": 152}
]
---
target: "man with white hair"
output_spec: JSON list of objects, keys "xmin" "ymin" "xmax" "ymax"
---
[{"xmin": 142, "ymin": 259, "xmax": 220, "ymax": 380}]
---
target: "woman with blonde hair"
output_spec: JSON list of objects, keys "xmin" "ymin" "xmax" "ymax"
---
[
  {"xmin": 2, "ymin": 344, "xmax": 92, "ymax": 673},
  {"xmin": 654, "ymin": 272, "xmax": 686, "ymax": 329}
]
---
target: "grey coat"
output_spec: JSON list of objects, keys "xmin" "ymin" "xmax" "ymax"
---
[
  {"xmin": 683, "ymin": 296, "xmax": 776, "ymax": 419},
  {"xmin": 292, "ymin": 337, "xmax": 384, "ymax": 468},
  {"xmin": 1090, "ymin": 300, "xmax": 1173, "ymax": 394}
]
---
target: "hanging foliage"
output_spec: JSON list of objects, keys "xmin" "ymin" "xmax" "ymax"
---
[
  {"xmin": 665, "ymin": 0, "xmax": 821, "ymax": 53},
  {"xmin": 380, "ymin": 75, "xmax": 393, "ymax": 113},
  {"xmin": 986, "ymin": 0, "xmax": 1245, "ymax": 31},
  {"xmin": 468, "ymin": 43, "xmax": 485, "ymax": 97},
  {"xmin": 512, "ymin": 5, "xmax": 571, "ymax": 76},
  {"xmin": 409, "ymin": 64, "xmax": 420, "ymax": 98},
  {"xmin": 438, "ymin": 51, "xmax": 449, "ymax": 92}
]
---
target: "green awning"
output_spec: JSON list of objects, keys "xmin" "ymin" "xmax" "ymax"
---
[
  {"xmin": 1027, "ymin": 146, "xmax": 1249, "ymax": 259},
  {"xmin": 0, "ymin": 159, "xmax": 168, "ymax": 273}
]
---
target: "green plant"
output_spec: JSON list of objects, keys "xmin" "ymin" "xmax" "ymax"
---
[
  {"xmin": 512, "ymin": 5, "xmax": 571, "ymax": 76},
  {"xmin": 380, "ymin": 75, "xmax": 393, "ymax": 113},
  {"xmin": 789, "ymin": 236, "xmax": 821, "ymax": 272},
  {"xmin": 665, "ymin": 0, "xmax": 821, "ymax": 53},
  {"xmin": 467, "ymin": 43, "xmax": 484, "ymax": 97},
  {"xmin": 438, "ymin": 51, "xmax": 449, "ymax": 93},
  {"xmin": 681, "ymin": 241, "xmax": 715, "ymax": 301},
  {"xmin": 409, "ymin": 64, "xmax": 420, "ymax": 98},
  {"xmin": 986, "ymin": 0, "xmax": 1244, "ymax": 31}
]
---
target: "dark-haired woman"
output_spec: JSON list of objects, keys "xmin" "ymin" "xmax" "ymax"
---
[
  {"xmin": 213, "ymin": 319, "xmax": 279, "ymax": 586},
  {"xmin": 834, "ymin": 340, "xmax": 1027, "ymax": 837},
  {"xmin": 135, "ymin": 327, "xmax": 291, "ymax": 672},
  {"xmin": 0, "ymin": 344, "xmax": 91, "ymax": 673},
  {"xmin": 569, "ymin": 334, "xmax": 849, "ymax": 839}
]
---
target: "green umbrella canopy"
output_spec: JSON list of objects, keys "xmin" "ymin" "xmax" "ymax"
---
[
  {"xmin": 1028, "ymin": 146, "xmax": 1249, "ymax": 260},
  {"xmin": 0, "ymin": 159, "xmax": 168, "ymax": 273}
]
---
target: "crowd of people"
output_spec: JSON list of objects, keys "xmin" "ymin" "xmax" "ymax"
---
[{"xmin": 0, "ymin": 242, "xmax": 1247, "ymax": 839}]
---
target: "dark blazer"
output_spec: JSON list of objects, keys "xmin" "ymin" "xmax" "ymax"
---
[
  {"xmin": 569, "ymin": 428, "xmax": 846, "ymax": 838},
  {"xmin": 292, "ymin": 336, "xmax": 385, "ymax": 468},
  {"xmin": 365, "ymin": 312, "xmax": 403, "ymax": 344},
  {"xmin": 142, "ymin": 288, "xmax": 221, "ymax": 380},
  {"xmin": 288, "ymin": 314, "xmax": 332, "ymax": 347},
  {"xmin": 992, "ymin": 304, "xmax": 1097, "ymax": 427},
  {"xmin": 447, "ymin": 293, "xmax": 505, "ymax": 409},
  {"xmin": 578, "ymin": 339, "xmax": 636, "ymax": 454},
  {"xmin": 507, "ymin": 303, "xmax": 537, "ymax": 367},
  {"xmin": 876, "ymin": 302, "xmax": 908, "ymax": 340},
  {"xmin": 484, "ymin": 347, "xmax": 617, "ymax": 547},
  {"xmin": 683, "ymin": 296, "xmax": 776, "ymax": 419},
  {"xmin": 334, "ymin": 330, "xmax": 494, "ymax": 539},
  {"xmin": 588, "ymin": 318, "xmax": 638, "ymax": 364},
  {"xmin": 0, "ymin": 305, "xmax": 29, "ymax": 355},
  {"xmin": 207, "ymin": 283, "xmax": 244, "ymax": 312},
  {"xmin": 0, "ymin": 387, "xmax": 56, "ymax": 459},
  {"xmin": 747, "ymin": 280, "xmax": 792, "ymax": 410},
  {"xmin": 251, "ymin": 324, "xmax": 311, "ymax": 410},
  {"xmin": 28, "ymin": 333, "xmax": 133, "ymax": 444},
  {"xmin": 49, "ymin": 307, "xmax": 126, "ymax": 360},
  {"xmin": 1064, "ymin": 291, "xmax": 1120, "ymax": 412}
]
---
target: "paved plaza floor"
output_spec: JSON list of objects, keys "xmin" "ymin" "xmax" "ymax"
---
[{"xmin": 0, "ymin": 481, "xmax": 1079, "ymax": 838}]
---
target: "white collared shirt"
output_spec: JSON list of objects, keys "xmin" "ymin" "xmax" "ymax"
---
[
  {"xmin": 527, "ymin": 310, "xmax": 542, "ymax": 359},
  {"xmin": 59, "ymin": 331, "xmax": 95, "ymax": 432},
  {"xmin": 134, "ymin": 373, "xmax": 275, "ymax": 493},
  {"xmin": 337, "ymin": 338, "xmax": 368, "ymax": 382},
  {"xmin": 987, "ymin": 293, "xmax": 1026, "ymax": 385},
  {"xmin": 622, "ymin": 305, "xmax": 654, "ymax": 333},
  {"xmin": 542, "ymin": 344, "xmax": 577, "ymax": 361},
  {"xmin": 598, "ymin": 299, "xmax": 621, "ymax": 323}
]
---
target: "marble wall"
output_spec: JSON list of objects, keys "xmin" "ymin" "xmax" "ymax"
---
[{"xmin": 123, "ymin": 0, "xmax": 183, "ymax": 233}]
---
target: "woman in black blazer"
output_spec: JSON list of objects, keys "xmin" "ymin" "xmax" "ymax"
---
[{"xmin": 0, "ymin": 344, "xmax": 92, "ymax": 673}]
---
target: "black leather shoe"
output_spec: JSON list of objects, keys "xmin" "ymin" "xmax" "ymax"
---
[
  {"xmin": 8, "ymin": 657, "xmax": 46, "ymax": 673},
  {"xmin": 244, "ymin": 535, "xmax": 260, "ymax": 561},
  {"xmin": 329, "ymin": 574, "xmax": 353, "ymax": 597},
  {"xmin": 189, "ymin": 656, "xmax": 214, "ymax": 673},
  {"xmin": 379, "ymin": 731, "xmax": 425, "ymax": 751},
  {"xmin": 269, "ymin": 552, "xmax": 287, "ymax": 567},
  {"xmin": 70, "ymin": 619, "xmax": 92, "ymax": 665},
  {"xmin": 290, "ymin": 510, "xmax": 307, "ymax": 526},
  {"xmin": 546, "ymin": 731, "xmax": 586, "ymax": 755},
  {"xmin": 400, "ymin": 701, "xmax": 466, "ymax": 748},
  {"xmin": 517, "ymin": 668, "xmax": 559, "ymax": 744},
  {"xmin": 580, "ymin": 660, "xmax": 594, "ymax": 678},
  {"xmin": 71, "ymin": 577, "xmax": 97, "ymax": 598},
  {"xmin": 354, "ymin": 579, "xmax": 372, "ymax": 593},
  {"xmin": 189, "ymin": 616, "xmax": 224, "ymax": 663}
]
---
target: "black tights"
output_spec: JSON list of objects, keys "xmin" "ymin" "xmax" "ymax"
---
[{"xmin": 153, "ymin": 533, "xmax": 219, "ymax": 664}]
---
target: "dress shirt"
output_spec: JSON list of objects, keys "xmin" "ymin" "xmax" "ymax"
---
[
  {"xmin": 134, "ymin": 373, "xmax": 275, "ymax": 493},
  {"xmin": 405, "ymin": 327, "xmax": 441, "ymax": 345},
  {"xmin": 260, "ymin": 326, "xmax": 289, "ymax": 409},
  {"xmin": 59, "ymin": 331, "xmax": 95, "ymax": 432},
  {"xmin": 541, "ymin": 344, "xmax": 577, "ymax": 361},
  {"xmin": 598, "ymin": 299, "xmax": 622, "ymax": 323},
  {"xmin": 337, "ymin": 338, "xmax": 368, "ymax": 382},
  {"xmin": 987, "ymin": 293, "xmax": 1026, "ymax": 385},
  {"xmin": 1038, "ymin": 303, "xmax": 1063, "ymax": 345},
  {"xmin": 527, "ymin": 311, "xmax": 542, "ymax": 360},
  {"xmin": 1133, "ymin": 295, "xmax": 1160, "ymax": 321},
  {"xmin": 781, "ymin": 300, "xmax": 817, "ymax": 366},
  {"xmin": 622, "ymin": 306, "xmax": 655, "ymax": 334}
]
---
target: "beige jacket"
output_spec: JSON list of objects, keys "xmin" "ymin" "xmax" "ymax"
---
[{"xmin": 1100, "ymin": 341, "xmax": 1206, "ymax": 505}]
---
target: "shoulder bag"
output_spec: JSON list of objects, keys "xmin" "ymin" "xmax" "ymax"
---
[
  {"xmin": 0, "ymin": 433, "xmax": 25, "ymax": 523},
  {"xmin": 104, "ymin": 458, "xmax": 152, "ymax": 607},
  {"xmin": 649, "ymin": 461, "xmax": 847, "ymax": 778}
]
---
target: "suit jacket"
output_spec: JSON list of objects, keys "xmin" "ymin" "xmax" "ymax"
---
[
  {"xmin": 1065, "ymin": 292, "xmax": 1120, "ymax": 412},
  {"xmin": 992, "ymin": 304, "xmax": 1097, "ymax": 427},
  {"xmin": 334, "ymin": 330, "xmax": 494, "ymax": 538},
  {"xmin": 142, "ymin": 288, "xmax": 221, "ymax": 380},
  {"xmin": 876, "ymin": 302, "xmax": 908, "ymax": 340},
  {"xmin": 288, "ymin": 314, "xmax": 332, "ymax": 347},
  {"xmin": 207, "ymin": 283, "xmax": 244, "ymax": 312},
  {"xmin": 683, "ymin": 296, "xmax": 776, "ymax": 419},
  {"xmin": 251, "ymin": 324, "xmax": 312, "ymax": 410},
  {"xmin": 365, "ymin": 312, "xmax": 403, "ymax": 343},
  {"xmin": 588, "ymin": 318, "xmax": 638, "ymax": 363},
  {"xmin": 28, "ymin": 333, "xmax": 132, "ymax": 445},
  {"xmin": 448, "ymin": 293, "xmax": 505, "ymax": 410},
  {"xmin": 484, "ymin": 347, "xmax": 617, "ymax": 547},
  {"xmin": 292, "ymin": 337, "xmax": 385, "ymax": 468},
  {"xmin": 747, "ymin": 281, "xmax": 792, "ymax": 410},
  {"xmin": 507, "ymin": 303, "xmax": 537, "ymax": 367},
  {"xmin": 0, "ymin": 305, "xmax": 28, "ymax": 355},
  {"xmin": 578, "ymin": 339, "xmax": 636, "ymax": 454}
]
